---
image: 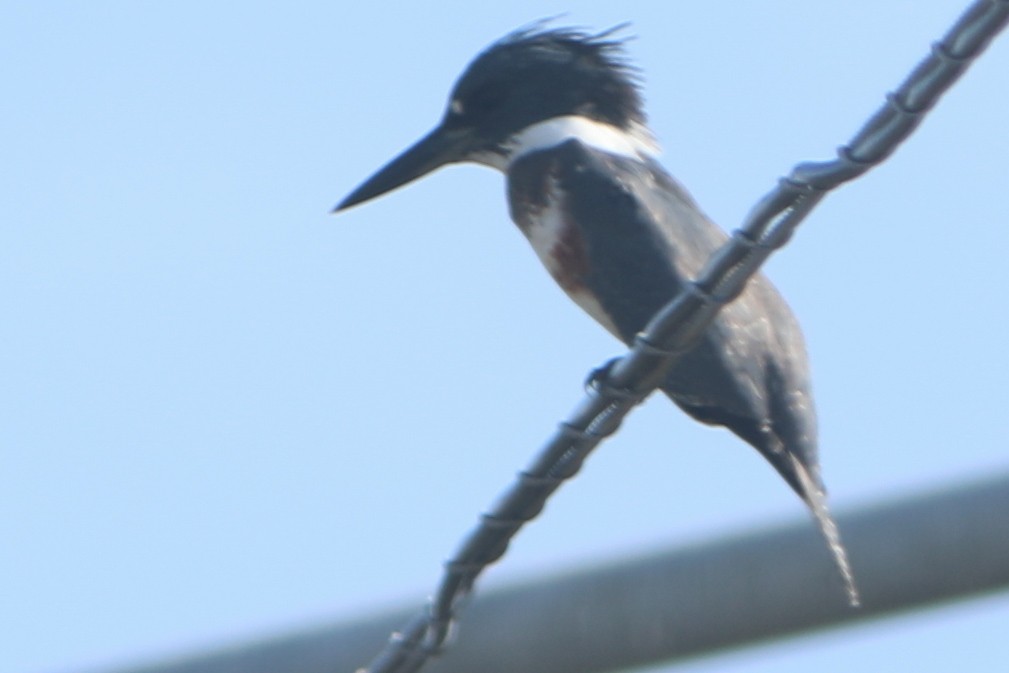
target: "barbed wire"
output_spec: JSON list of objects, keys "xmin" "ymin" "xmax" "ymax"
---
[{"xmin": 354, "ymin": 3, "xmax": 1009, "ymax": 673}]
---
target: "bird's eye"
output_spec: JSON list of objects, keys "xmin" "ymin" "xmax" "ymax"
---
[{"xmin": 449, "ymin": 98, "xmax": 465, "ymax": 117}]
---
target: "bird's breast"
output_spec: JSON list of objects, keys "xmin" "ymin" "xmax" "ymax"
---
[{"xmin": 507, "ymin": 150, "xmax": 622, "ymax": 338}]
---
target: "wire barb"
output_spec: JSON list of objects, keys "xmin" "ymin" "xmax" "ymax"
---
[{"xmin": 354, "ymin": 3, "xmax": 1009, "ymax": 672}]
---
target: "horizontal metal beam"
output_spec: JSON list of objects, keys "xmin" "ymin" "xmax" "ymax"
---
[{"xmin": 111, "ymin": 472, "xmax": 1009, "ymax": 673}]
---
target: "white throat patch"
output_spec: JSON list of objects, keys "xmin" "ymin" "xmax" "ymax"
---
[{"xmin": 470, "ymin": 115, "xmax": 659, "ymax": 171}]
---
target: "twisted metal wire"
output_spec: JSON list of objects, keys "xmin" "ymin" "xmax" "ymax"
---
[{"xmin": 354, "ymin": 3, "xmax": 1009, "ymax": 673}]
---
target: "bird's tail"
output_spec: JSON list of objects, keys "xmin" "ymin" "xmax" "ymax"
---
[{"xmin": 791, "ymin": 454, "xmax": 860, "ymax": 607}]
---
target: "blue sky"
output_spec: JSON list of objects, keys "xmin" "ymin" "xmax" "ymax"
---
[{"xmin": 3, "ymin": 2, "xmax": 1008, "ymax": 673}]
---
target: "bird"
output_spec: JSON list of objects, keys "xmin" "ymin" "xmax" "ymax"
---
[{"xmin": 335, "ymin": 24, "xmax": 858, "ymax": 605}]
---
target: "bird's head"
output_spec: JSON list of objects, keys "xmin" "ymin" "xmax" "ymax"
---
[{"xmin": 335, "ymin": 24, "xmax": 648, "ymax": 212}]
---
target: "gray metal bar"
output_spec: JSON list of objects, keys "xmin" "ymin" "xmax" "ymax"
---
[{"xmin": 108, "ymin": 472, "xmax": 1009, "ymax": 673}]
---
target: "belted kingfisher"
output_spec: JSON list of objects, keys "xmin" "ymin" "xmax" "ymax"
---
[{"xmin": 336, "ymin": 25, "xmax": 857, "ymax": 604}]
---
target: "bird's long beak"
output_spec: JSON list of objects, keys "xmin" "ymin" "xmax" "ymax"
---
[{"xmin": 334, "ymin": 125, "xmax": 473, "ymax": 212}]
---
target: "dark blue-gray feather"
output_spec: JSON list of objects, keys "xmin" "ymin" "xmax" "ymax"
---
[{"xmin": 509, "ymin": 140, "xmax": 821, "ymax": 499}]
